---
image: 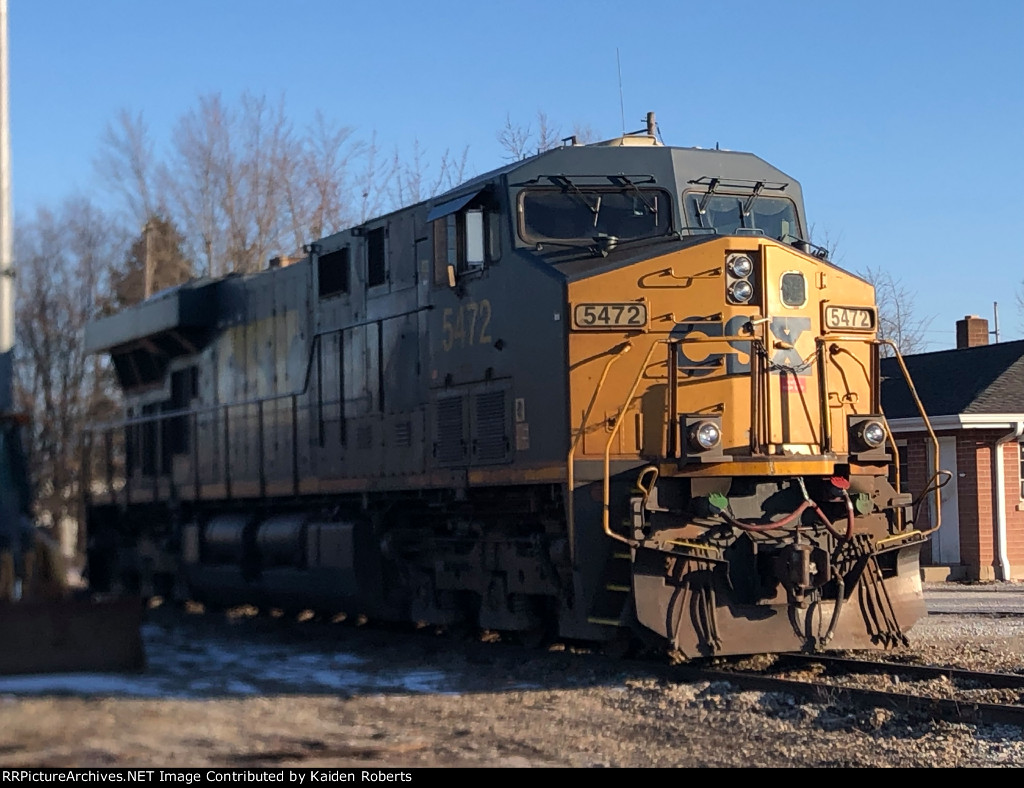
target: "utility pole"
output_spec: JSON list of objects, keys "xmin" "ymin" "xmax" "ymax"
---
[
  {"xmin": 143, "ymin": 218, "xmax": 154, "ymax": 299},
  {"xmin": 0, "ymin": 0, "xmax": 13, "ymax": 414},
  {"xmin": 0, "ymin": 0, "xmax": 30, "ymax": 597}
]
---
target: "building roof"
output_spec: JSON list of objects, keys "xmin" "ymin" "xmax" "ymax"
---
[{"xmin": 881, "ymin": 340, "xmax": 1024, "ymax": 418}]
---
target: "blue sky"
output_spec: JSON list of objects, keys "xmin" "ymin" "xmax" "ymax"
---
[{"xmin": 8, "ymin": 1, "xmax": 1024, "ymax": 350}]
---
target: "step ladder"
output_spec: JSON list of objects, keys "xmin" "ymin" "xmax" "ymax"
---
[{"xmin": 587, "ymin": 549, "xmax": 633, "ymax": 626}]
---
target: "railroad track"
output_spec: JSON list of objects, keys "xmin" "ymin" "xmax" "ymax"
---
[
  {"xmin": 154, "ymin": 604, "xmax": 1024, "ymax": 729},
  {"xmin": 779, "ymin": 653, "xmax": 1024, "ymax": 689},
  {"xmin": 928, "ymin": 610, "xmax": 1024, "ymax": 618},
  {"xmin": 664, "ymin": 653, "xmax": 1024, "ymax": 728}
]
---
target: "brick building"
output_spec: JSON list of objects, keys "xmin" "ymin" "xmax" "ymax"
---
[{"xmin": 881, "ymin": 316, "xmax": 1024, "ymax": 580}]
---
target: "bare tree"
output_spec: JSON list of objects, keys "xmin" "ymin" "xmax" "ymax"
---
[
  {"xmin": 390, "ymin": 140, "xmax": 471, "ymax": 207},
  {"xmin": 282, "ymin": 111, "xmax": 362, "ymax": 249},
  {"xmin": 163, "ymin": 92, "xmax": 304, "ymax": 275},
  {"xmin": 812, "ymin": 230, "xmax": 930, "ymax": 355},
  {"xmin": 95, "ymin": 109, "xmax": 160, "ymax": 226},
  {"xmin": 859, "ymin": 266, "xmax": 932, "ymax": 356},
  {"xmin": 229, "ymin": 93, "xmax": 298, "ymax": 273},
  {"xmin": 435, "ymin": 146, "xmax": 470, "ymax": 195},
  {"xmin": 99, "ymin": 93, "xmax": 476, "ymax": 277},
  {"xmin": 497, "ymin": 114, "xmax": 532, "ymax": 161},
  {"xmin": 1016, "ymin": 281, "xmax": 1024, "ymax": 334},
  {"xmin": 535, "ymin": 111, "xmax": 560, "ymax": 153},
  {"xmin": 166, "ymin": 97, "xmax": 381, "ymax": 272},
  {"xmin": 498, "ymin": 111, "xmax": 602, "ymax": 160},
  {"xmin": 354, "ymin": 131, "xmax": 393, "ymax": 224},
  {"xmin": 164, "ymin": 93, "xmax": 231, "ymax": 277},
  {"xmin": 809, "ymin": 223, "xmax": 844, "ymax": 264},
  {"xmin": 169, "ymin": 92, "xmax": 299, "ymax": 274},
  {"xmin": 14, "ymin": 198, "xmax": 125, "ymax": 551},
  {"xmin": 570, "ymin": 122, "xmax": 598, "ymax": 145},
  {"xmin": 390, "ymin": 139, "xmax": 429, "ymax": 208}
]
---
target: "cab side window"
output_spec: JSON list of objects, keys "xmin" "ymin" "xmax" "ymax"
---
[
  {"xmin": 318, "ymin": 247, "xmax": 350, "ymax": 299},
  {"xmin": 367, "ymin": 227, "xmax": 387, "ymax": 287},
  {"xmin": 431, "ymin": 191, "xmax": 499, "ymax": 286}
]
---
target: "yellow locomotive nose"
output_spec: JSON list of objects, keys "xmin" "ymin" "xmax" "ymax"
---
[
  {"xmin": 566, "ymin": 231, "xmax": 929, "ymax": 656},
  {"xmin": 567, "ymin": 236, "xmax": 881, "ymax": 466}
]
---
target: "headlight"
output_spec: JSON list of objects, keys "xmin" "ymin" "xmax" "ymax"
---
[
  {"xmin": 689, "ymin": 421, "xmax": 722, "ymax": 451},
  {"xmin": 728, "ymin": 280, "xmax": 754, "ymax": 303},
  {"xmin": 857, "ymin": 420, "xmax": 886, "ymax": 449},
  {"xmin": 727, "ymin": 254, "xmax": 753, "ymax": 278}
]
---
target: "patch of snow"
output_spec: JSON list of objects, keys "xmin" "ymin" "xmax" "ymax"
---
[{"xmin": 0, "ymin": 619, "xmax": 464, "ymax": 699}]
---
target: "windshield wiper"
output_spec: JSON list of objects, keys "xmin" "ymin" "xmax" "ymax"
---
[
  {"xmin": 696, "ymin": 177, "xmax": 721, "ymax": 217},
  {"xmin": 551, "ymin": 174, "xmax": 602, "ymax": 224},
  {"xmin": 612, "ymin": 174, "xmax": 658, "ymax": 217},
  {"xmin": 741, "ymin": 181, "xmax": 765, "ymax": 216},
  {"xmin": 779, "ymin": 233, "xmax": 830, "ymax": 260}
]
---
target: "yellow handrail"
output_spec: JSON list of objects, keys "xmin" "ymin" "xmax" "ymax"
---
[
  {"xmin": 879, "ymin": 339, "xmax": 944, "ymax": 536},
  {"xmin": 597, "ymin": 333, "xmax": 758, "ymax": 545},
  {"xmin": 602, "ymin": 340, "xmax": 668, "ymax": 545}
]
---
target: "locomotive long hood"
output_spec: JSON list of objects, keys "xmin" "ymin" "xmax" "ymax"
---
[{"xmin": 83, "ymin": 279, "xmax": 219, "ymax": 357}]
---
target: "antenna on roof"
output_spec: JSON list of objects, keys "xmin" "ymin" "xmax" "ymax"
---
[
  {"xmin": 616, "ymin": 48, "xmax": 626, "ymax": 136},
  {"xmin": 651, "ymin": 113, "xmax": 665, "ymax": 144}
]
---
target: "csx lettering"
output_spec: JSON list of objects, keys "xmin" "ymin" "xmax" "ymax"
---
[
  {"xmin": 673, "ymin": 315, "xmax": 751, "ymax": 376},
  {"xmin": 769, "ymin": 317, "xmax": 811, "ymax": 370},
  {"xmin": 441, "ymin": 299, "xmax": 492, "ymax": 351}
]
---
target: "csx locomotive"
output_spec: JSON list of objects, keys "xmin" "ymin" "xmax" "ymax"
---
[{"xmin": 82, "ymin": 114, "xmax": 941, "ymax": 658}]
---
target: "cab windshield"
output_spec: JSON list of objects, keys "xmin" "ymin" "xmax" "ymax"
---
[
  {"xmin": 685, "ymin": 194, "xmax": 801, "ymax": 241},
  {"xmin": 520, "ymin": 187, "xmax": 671, "ymax": 243}
]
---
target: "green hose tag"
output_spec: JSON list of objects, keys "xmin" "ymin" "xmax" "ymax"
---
[
  {"xmin": 854, "ymin": 493, "xmax": 872, "ymax": 515},
  {"xmin": 708, "ymin": 492, "xmax": 729, "ymax": 513}
]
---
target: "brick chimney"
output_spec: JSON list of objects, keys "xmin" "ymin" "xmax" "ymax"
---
[{"xmin": 956, "ymin": 315, "xmax": 989, "ymax": 349}]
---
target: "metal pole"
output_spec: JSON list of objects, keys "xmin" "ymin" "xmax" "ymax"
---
[
  {"xmin": 0, "ymin": 0, "xmax": 23, "ymax": 565},
  {"xmin": 143, "ymin": 219, "xmax": 154, "ymax": 300},
  {"xmin": 993, "ymin": 301, "xmax": 1000, "ymax": 344},
  {"xmin": 0, "ymin": 0, "xmax": 14, "ymax": 413}
]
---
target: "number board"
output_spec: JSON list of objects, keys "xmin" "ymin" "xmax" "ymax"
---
[
  {"xmin": 823, "ymin": 305, "xmax": 876, "ymax": 332},
  {"xmin": 572, "ymin": 302, "xmax": 648, "ymax": 330}
]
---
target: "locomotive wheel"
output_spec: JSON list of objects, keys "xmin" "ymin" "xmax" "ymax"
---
[
  {"xmin": 505, "ymin": 625, "xmax": 548, "ymax": 650},
  {"xmin": 600, "ymin": 630, "xmax": 638, "ymax": 659}
]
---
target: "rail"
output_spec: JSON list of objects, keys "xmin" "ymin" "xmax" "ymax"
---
[
  {"xmin": 80, "ymin": 392, "xmax": 400, "ymax": 506},
  {"xmin": 680, "ymin": 656, "xmax": 1024, "ymax": 729}
]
